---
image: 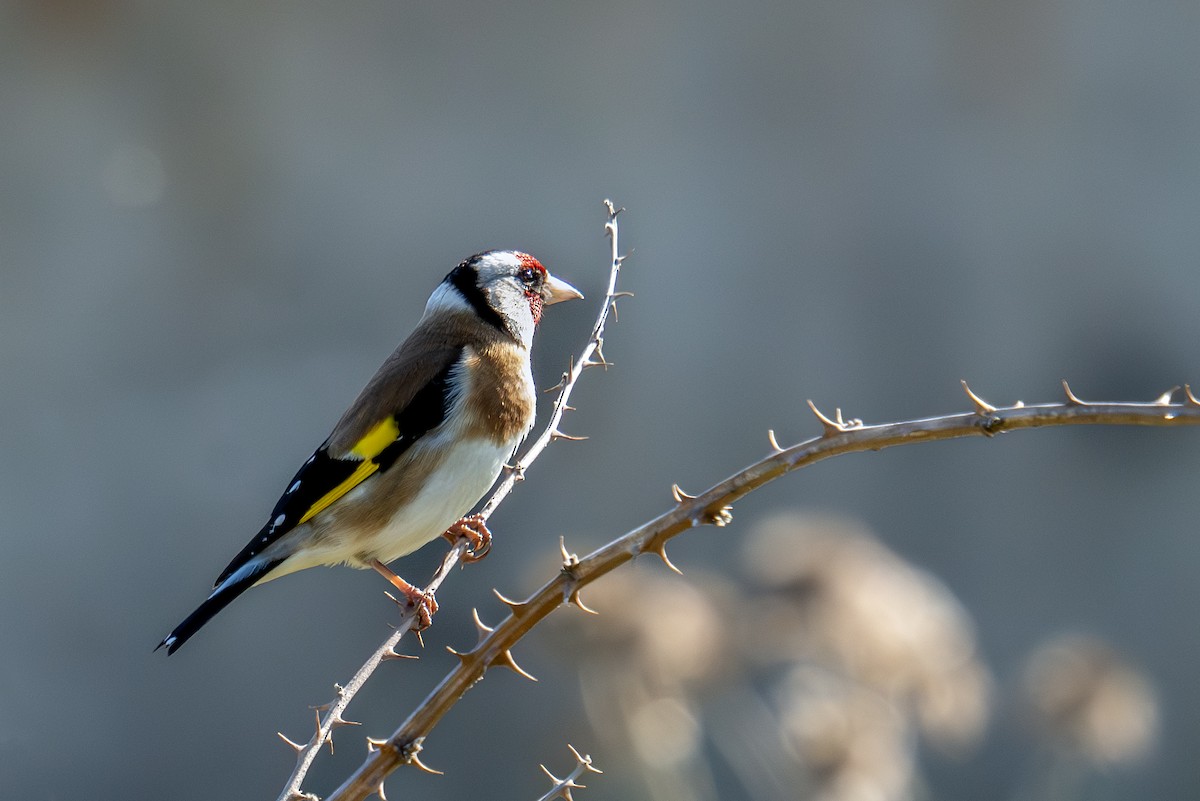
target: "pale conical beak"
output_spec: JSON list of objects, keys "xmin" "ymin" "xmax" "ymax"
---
[{"xmin": 543, "ymin": 273, "xmax": 584, "ymax": 305}]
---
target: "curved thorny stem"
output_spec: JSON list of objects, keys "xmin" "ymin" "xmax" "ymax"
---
[
  {"xmin": 275, "ymin": 200, "xmax": 628, "ymax": 801},
  {"xmin": 324, "ymin": 381, "xmax": 1200, "ymax": 800}
]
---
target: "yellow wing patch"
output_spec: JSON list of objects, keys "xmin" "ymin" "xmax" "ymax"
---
[
  {"xmin": 349, "ymin": 417, "xmax": 400, "ymax": 459},
  {"xmin": 298, "ymin": 460, "xmax": 379, "ymax": 524},
  {"xmin": 298, "ymin": 417, "xmax": 399, "ymax": 525}
]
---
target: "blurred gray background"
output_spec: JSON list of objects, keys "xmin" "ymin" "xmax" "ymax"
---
[{"xmin": 2, "ymin": 0, "xmax": 1199, "ymax": 798}]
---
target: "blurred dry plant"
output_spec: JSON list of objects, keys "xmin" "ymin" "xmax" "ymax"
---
[
  {"xmin": 1022, "ymin": 634, "xmax": 1157, "ymax": 764},
  {"xmin": 546, "ymin": 512, "xmax": 990, "ymax": 801},
  {"xmin": 271, "ymin": 203, "xmax": 1200, "ymax": 801},
  {"xmin": 746, "ymin": 513, "xmax": 990, "ymax": 754},
  {"xmin": 1014, "ymin": 633, "xmax": 1158, "ymax": 801}
]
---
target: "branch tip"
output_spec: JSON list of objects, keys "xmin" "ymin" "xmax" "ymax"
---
[
  {"xmin": 960, "ymin": 380, "xmax": 997, "ymax": 414},
  {"xmin": 602, "ymin": 198, "xmax": 623, "ymax": 218}
]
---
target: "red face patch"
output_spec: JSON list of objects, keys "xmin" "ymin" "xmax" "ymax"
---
[
  {"xmin": 526, "ymin": 291, "xmax": 546, "ymax": 324},
  {"xmin": 515, "ymin": 252, "xmax": 548, "ymax": 323},
  {"xmin": 515, "ymin": 252, "xmax": 547, "ymax": 277}
]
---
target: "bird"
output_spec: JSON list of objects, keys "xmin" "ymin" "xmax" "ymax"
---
[{"xmin": 157, "ymin": 250, "xmax": 582, "ymax": 654}]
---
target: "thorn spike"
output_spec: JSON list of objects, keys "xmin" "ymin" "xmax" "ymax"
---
[
  {"xmin": 1155, "ymin": 386, "xmax": 1180, "ymax": 405},
  {"xmin": 277, "ymin": 732, "xmax": 306, "ymax": 753},
  {"xmin": 382, "ymin": 647, "xmax": 419, "ymax": 661},
  {"xmin": 494, "ymin": 588, "xmax": 533, "ymax": 617},
  {"xmin": 960, "ymin": 380, "xmax": 997, "ymax": 414},
  {"xmin": 1187, "ymin": 385, "xmax": 1200, "ymax": 407},
  {"xmin": 654, "ymin": 542, "xmax": 683, "ymax": 575},
  {"xmin": 806, "ymin": 399, "xmax": 843, "ymax": 435},
  {"xmin": 471, "ymin": 607, "xmax": 495, "ymax": 639},
  {"xmin": 1062, "ymin": 379, "xmax": 1085, "ymax": 406},
  {"xmin": 493, "ymin": 648, "xmax": 538, "ymax": 681},
  {"xmin": 376, "ymin": 781, "xmax": 388, "ymax": 801},
  {"xmin": 670, "ymin": 483, "xmax": 697, "ymax": 503},
  {"xmin": 569, "ymin": 587, "xmax": 599, "ymax": 615},
  {"xmin": 409, "ymin": 752, "xmax": 444, "ymax": 776},
  {"xmin": 767, "ymin": 429, "xmax": 785, "ymax": 453},
  {"xmin": 445, "ymin": 645, "xmax": 472, "ymax": 665},
  {"xmin": 559, "ymin": 535, "xmax": 580, "ymax": 568}
]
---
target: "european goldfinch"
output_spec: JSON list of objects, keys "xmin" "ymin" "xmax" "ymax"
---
[{"xmin": 158, "ymin": 251, "xmax": 582, "ymax": 654}]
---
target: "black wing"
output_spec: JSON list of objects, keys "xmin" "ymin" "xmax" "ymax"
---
[{"xmin": 213, "ymin": 355, "xmax": 459, "ymax": 588}]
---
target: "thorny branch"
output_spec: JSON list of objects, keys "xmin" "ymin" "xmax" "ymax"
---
[
  {"xmin": 276, "ymin": 200, "xmax": 628, "ymax": 801},
  {"xmin": 325, "ymin": 380, "xmax": 1200, "ymax": 800},
  {"xmin": 536, "ymin": 745, "xmax": 602, "ymax": 801}
]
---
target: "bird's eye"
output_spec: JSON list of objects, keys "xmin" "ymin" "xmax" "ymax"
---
[{"xmin": 518, "ymin": 267, "xmax": 539, "ymax": 285}]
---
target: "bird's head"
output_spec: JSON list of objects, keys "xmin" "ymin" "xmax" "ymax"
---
[{"xmin": 437, "ymin": 250, "xmax": 583, "ymax": 346}]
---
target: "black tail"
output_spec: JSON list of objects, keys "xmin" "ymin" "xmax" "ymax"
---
[{"xmin": 156, "ymin": 559, "xmax": 283, "ymax": 655}]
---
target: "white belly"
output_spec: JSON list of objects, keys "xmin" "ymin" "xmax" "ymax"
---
[
  {"xmin": 364, "ymin": 436, "xmax": 512, "ymax": 563},
  {"xmin": 258, "ymin": 436, "xmax": 514, "ymax": 583}
]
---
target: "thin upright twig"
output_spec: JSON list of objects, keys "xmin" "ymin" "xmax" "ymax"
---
[{"xmin": 276, "ymin": 200, "xmax": 628, "ymax": 801}]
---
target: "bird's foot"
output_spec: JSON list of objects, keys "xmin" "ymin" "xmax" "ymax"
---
[
  {"xmin": 372, "ymin": 560, "xmax": 437, "ymax": 630},
  {"xmin": 442, "ymin": 514, "xmax": 492, "ymax": 563}
]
